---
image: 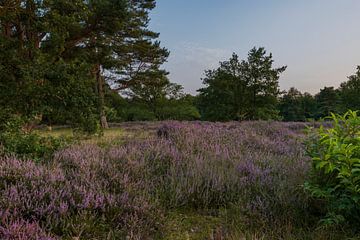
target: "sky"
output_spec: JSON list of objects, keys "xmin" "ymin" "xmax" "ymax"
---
[{"xmin": 149, "ymin": 0, "xmax": 360, "ymax": 95}]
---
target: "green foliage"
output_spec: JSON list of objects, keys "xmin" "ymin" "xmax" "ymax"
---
[
  {"xmin": 315, "ymin": 87, "xmax": 341, "ymax": 118},
  {"xmin": 305, "ymin": 110, "xmax": 360, "ymax": 225},
  {"xmin": 71, "ymin": 113, "xmax": 102, "ymax": 136},
  {"xmin": 125, "ymin": 105, "xmax": 157, "ymax": 121},
  {"xmin": 339, "ymin": 66, "xmax": 360, "ymax": 112},
  {"xmin": 0, "ymin": 0, "xmax": 169, "ymax": 132},
  {"xmin": 112, "ymin": 78, "xmax": 200, "ymax": 121},
  {"xmin": 279, "ymin": 88, "xmax": 318, "ymax": 121},
  {"xmin": 279, "ymin": 66, "xmax": 360, "ymax": 122},
  {"xmin": 197, "ymin": 47, "xmax": 286, "ymax": 121},
  {"xmin": 0, "ymin": 116, "xmax": 70, "ymax": 161}
]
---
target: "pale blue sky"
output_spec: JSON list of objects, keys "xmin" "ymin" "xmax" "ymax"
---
[{"xmin": 149, "ymin": 0, "xmax": 360, "ymax": 95}]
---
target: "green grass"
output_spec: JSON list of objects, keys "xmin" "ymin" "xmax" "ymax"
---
[
  {"xmin": 35, "ymin": 126, "xmax": 153, "ymax": 147},
  {"xmin": 35, "ymin": 128, "xmax": 74, "ymax": 138},
  {"xmin": 36, "ymin": 127, "xmax": 124, "ymax": 138},
  {"xmin": 161, "ymin": 211, "xmax": 225, "ymax": 240}
]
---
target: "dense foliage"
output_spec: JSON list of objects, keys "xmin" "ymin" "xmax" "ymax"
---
[
  {"xmin": 0, "ymin": 0, "xmax": 169, "ymax": 131},
  {"xmin": 197, "ymin": 48, "xmax": 286, "ymax": 121},
  {"xmin": 279, "ymin": 67, "xmax": 360, "ymax": 121},
  {"xmin": 339, "ymin": 67, "xmax": 360, "ymax": 112},
  {"xmin": 305, "ymin": 110, "xmax": 360, "ymax": 225},
  {"xmin": 0, "ymin": 116, "xmax": 69, "ymax": 161}
]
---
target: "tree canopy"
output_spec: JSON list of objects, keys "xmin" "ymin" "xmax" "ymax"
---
[
  {"xmin": 0, "ymin": 0, "xmax": 169, "ymax": 131},
  {"xmin": 197, "ymin": 47, "xmax": 286, "ymax": 121}
]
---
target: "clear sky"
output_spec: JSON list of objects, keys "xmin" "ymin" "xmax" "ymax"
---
[{"xmin": 149, "ymin": 0, "xmax": 360, "ymax": 95}]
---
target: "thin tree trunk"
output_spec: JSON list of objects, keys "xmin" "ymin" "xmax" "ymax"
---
[{"xmin": 95, "ymin": 63, "xmax": 109, "ymax": 129}]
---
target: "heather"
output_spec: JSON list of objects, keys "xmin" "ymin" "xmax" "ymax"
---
[{"xmin": 0, "ymin": 121, "xmax": 359, "ymax": 239}]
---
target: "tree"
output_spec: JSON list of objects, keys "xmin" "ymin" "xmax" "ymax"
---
[
  {"xmin": 315, "ymin": 87, "xmax": 341, "ymax": 118},
  {"xmin": 279, "ymin": 88, "xmax": 318, "ymax": 121},
  {"xmin": 301, "ymin": 92, "xmax": 317, "ymax": 120},
  {"xmin": 241, "ymin": 47, "xmax": 287, "ymax": 120},
  {"xmin": 339, "ymin": 66, "xmax": 360, "ymax": 112},
  {"xmin": 124, "ymin": 75, "xmax": 199, "ymax": 120},
  {"xmin": 279, "ymin": 88, "xmax": 305, "ymax": 121},
  {"xmin": 0, "ymin": 0, "xmax": 101, "ymax": 131},
  {"xmin": 0, "ymin": 0, "xmax": 169, "ymax": 130},
  {"xmin": 197, "ymin": 47, "xmax": 286, "ymax": 121},
  {"xmin": 52, "ymin": 0, "xmax": 169, "ymax": 128}
]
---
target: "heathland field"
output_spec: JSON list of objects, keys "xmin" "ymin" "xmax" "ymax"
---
[{"xmin": 1, "ymin": 120, "xmax": 359, "ymax": 240}]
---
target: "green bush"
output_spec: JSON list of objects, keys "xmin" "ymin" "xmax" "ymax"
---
[
  {"xmin": 124, "ymin": 106, "xmax": 157, "ymax": 121},
  {"xmin": 157, "ymin": 104, "xmax": 201, "ymax": 120},
  {"xmin": 305, "ymin": 110, "xmax": 360, "ymax": 225},
  {"xmin": 0, "ymin": 116, "xmax": 70, "ymax": 161}
]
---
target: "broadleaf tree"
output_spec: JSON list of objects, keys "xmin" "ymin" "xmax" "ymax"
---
[{"xmin": 197, "ymin": 47, "xmax": 286, "ymax": 121}]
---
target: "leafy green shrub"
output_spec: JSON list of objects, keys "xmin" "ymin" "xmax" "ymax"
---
[
  {"xmin": 0, "ymin": 116, "xmax": 70, "ymax": 161},
  {"xmin": 305, "ymin": 110, "xmax": 360, "ymax": 225},
  {"xmin": 71, "ymin": 112, "xmax": 102, "ymax": 136},
  {"xmin": 105, "ymin": 106, "xmax": 122, "ymax": 122},
  {"xmin": 124, "ymin": 106, "xmax": 157, "ymax": 121},
  {"xmin": 156, "ymin": 104, "xmax": 201, "ymax": 120}
]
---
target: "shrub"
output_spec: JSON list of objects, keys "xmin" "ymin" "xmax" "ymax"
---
[
  {"xmin": 71, "ymin": 112, "xmax": 102, "ymax": 135},
  {"xmin": 0, "ymin": 116, "xmax": 69, "ymax": 161},
  {"xmin": 305, "ymin": 110, "xmax": 360, "ymax": 225},
  {"xmin": 124, "ymin": 106, "xmax": 157, "ymax": 121},
  {"xmin": 156, "ymin": 104, "xmax": 201, "ymax": 121},
  {"xmin": 0, "ymin": 149, "xmax": 162, "ymax": 239},
  {"xmin": 109, "ymin": 121, "xmax": 311, "ymax": 230}
]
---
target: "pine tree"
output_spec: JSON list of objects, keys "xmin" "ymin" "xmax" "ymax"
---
[{"xmin": 0, "ymin": 0, "xmax": 169, "ymax": 130}]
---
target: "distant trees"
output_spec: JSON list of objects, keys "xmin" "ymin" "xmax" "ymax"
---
[
  {"xmin": 279, "ymin": 88, "xmax": 306, "ymax": 122},
  {"xmin": 198, "ymin": 48, "xmax": 359, "ymax": 122},
  {"xmin": 279, "ymin": 88, "xmax": 317, "ymax": 121},
  {"xmin": 105, "ymin": 78, "xmax": 200, "ymax": 121},
  {"xmin": 197, "ymin": 47, "xmax": 286, "ymax": 121},
  {"xmin": 279, "ymin": 66, "xmax": 360, "ymax": 121},
  {"xmin": 339, "ymin": 66, "xmax": 360, "ymax": 112}
]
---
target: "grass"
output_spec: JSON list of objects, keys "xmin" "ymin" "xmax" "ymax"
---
[
  {"xmin": 36, "ymin": 127, "xmax": 124, "ymax": 138},
  {"xmin": 36, "ymin": 126, "xmax": 152, "ymax": 147},
  {"xmin": 162, "ymin": 211, "xmax": 225, "ymax": 240}
]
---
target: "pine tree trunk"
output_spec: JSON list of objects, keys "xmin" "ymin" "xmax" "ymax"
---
[{"xmin": 95, "ymin": 64, "xmax": 109, "ymax": 129}]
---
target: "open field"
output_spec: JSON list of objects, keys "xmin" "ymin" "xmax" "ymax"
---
[{"xmin": 1, "ymin": 121, "xmax": 359, "ymax": 239}]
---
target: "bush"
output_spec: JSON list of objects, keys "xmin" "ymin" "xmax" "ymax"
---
[
  {"xmin": 124, "ymin": 121, "xmax": 310, "ymax": 229},
  {"xmin": 156, "ymin": 104, "xmax": 201, "ymax": 121},
  {"xmin": 0, "ymin": 116, "xmax": 69, "ymax": 161},
  {"xmin": 0, "ymin": 147, "xmax": 162, "ymax": 239},
  {"xmin": 124, "ymin": 106, "xmax": 157, "ymax": 121},
  {"xmin": 72, "ymin": 113, "xmax": 102, "ymax": 135},
  {"xmin": 305, "ymin": 110, "xmax": 360, "ymax": 225}
]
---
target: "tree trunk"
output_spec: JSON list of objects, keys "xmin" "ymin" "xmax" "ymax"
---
[{"xmin": 95, "ymin": 64, "xmax": 109, "ymax": 129}]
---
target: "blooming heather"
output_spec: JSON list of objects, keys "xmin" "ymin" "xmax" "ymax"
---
[{"xmin": 0, "ymin": 121, "xmax": 314, "ymax": 238}]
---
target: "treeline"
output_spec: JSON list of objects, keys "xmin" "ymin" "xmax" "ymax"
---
[
  {"xmin": 0, "ymin": 1, "xmax": 359, "ymax": 130},
  {"xmin": 195, "ymin": 48, "xmax": 360, "ymax": 122},
  {"xmin": 101, "ymin": 47, "xmax": 360, "ymax": 123},
  {"xmin": 100, "ymin": 52, "xmax": 360, "ymax": 123},
  {"xmin": 278, "ymin": 71, "xmax": 360, "ymax": 121}
]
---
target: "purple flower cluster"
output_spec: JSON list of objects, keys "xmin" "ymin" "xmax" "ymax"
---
[
  {"xmin": 146, "ymin": 121, "xmax": 311, "ymax": 213},
  {"xmin": 0, "ymin": 148, "xmax": 159, "ymax": 239},
  {"xmin": 0, "ymin": 121, "xmax": 313, "ymax": 238}
]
